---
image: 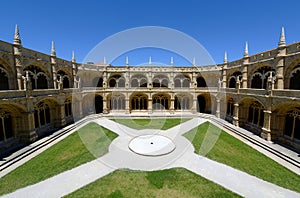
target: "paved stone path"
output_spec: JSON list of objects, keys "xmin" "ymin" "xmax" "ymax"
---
[{"xmin": 2, "ymin": 117, "xmax": 300, "ymax": 198}]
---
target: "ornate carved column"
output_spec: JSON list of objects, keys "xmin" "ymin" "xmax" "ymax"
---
[
  {"xmin": 233, "ymin": 102, "xmax": 239, "ymax": 127},
  {"xmin": 216, "ymin": 99, "xmax": 221, "ymax": 118},
  {"xmin": 262, "ymin": 110, "xmax": 272, "ymax": 141}
]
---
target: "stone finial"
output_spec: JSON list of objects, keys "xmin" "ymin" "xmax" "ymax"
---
[
  {"xmin": 51, "ymin": 41, "xmax": 56, "ymax": 57},
  {"xmin": 278, "ymin": 27, "xmax": 286, "ymax": 47},
  {"xmin": 149, "ymin": 56, "xmax": 152, "ymax": 65},
  {"xmin": 72, "ymin": 51, "xmax": 76, "ymax": 62},
  {"xmin": 170, "ymin": 57, "xmax": 174, "ymax": 66},
  {"xmin": 103, "ymin": 57, "xmax": 106, "ymax": 65},
  {"xmin": 193, "ymin": 57, "xmax": 196, "ymax": 66},
  {"xmin": 244, "ymin": 41, "xmax": 249, "ymax": 57},
  {"xmin": 126, "ymin": 56, "xmax": 129, "ymax": 66},
  {"xmin": 14, "ymin": 24, "xmax": 22, "ymax": 45},
  {"xmin": 224, "ymin": 51, "xmax": 227, "ymax": 63}
]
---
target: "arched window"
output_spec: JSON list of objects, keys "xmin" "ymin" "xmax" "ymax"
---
[
  {"xmin": 0, "ymin": 111, "xmax": 13, "ymax": 142},
  {"xmin": 174, "ymin": 96, "xmax": 190, "ymax": 110},
  {"xmin": 196, "ymin": 76, "xmax": 207, "ymax": 87},
  {"xmin": 226, "ymin": 98, "xmax": 234, "ymax": 116},
  {"xmin": 34, "ymin": 102, "xmax": 51, "ymax": 128},
  {"xmin": 131, "ymin": 94, "xmax": 148, "ymax": 110},
  {"xmin": 228, "ymin": 71, "xmax": 242, "ymax": 88},
  {"xmin": 153, "ymin": 94, "xmax": 169, "ymax": 110},
  {"xmin": 64, "ymin": 98, "xmax": 72, "ymax": 117},
  {"xmin": 174, "ymin": 75, "xmax": 190, "ymax": 88},
  {"xmin": 250, "ymin": 67, "xmax": 274, "ymax": 89},
  {"xmin": 153, "ymin": 75, "xmax": 168, "ymax": 88},
  {"xmin": 93, "ymin": 77, "xmax": 103, "ymax": 87},
  {"xmin": 290, "ymin": 67, "xmax": 300, "ymax": 90},
  {"xmin": 57, "ymin": 70, "xmax": 70, "ymax": 89},
  {"xmin": 24, "ymin": 66, "xmax": 49, "ymax": 90},
  {"xmin": 108, "ymin": 74, "xmax": 125, "ymax": 88},
  {"xmin": 247, "ymin": 101, "xmax": 264, "ymax": 127},
  {"xmin": 284, "ymin": 108, "xmax": 300, "ymax": 140},
  {"xmin": 110, "ymin": 94, "xmax": 125, "ymax": 110},
  {"xmin": 140, "ymin": 78, "xmax": 147, "ymax": 87},
  {"xmin": 131, "ymin": 79, "xmax": 138, "ymax": 87},
  {"xmin": 0, "ymin": 66, "xmax": 9, "ymax": 90}
]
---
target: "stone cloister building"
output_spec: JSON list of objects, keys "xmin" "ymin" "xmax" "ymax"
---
[{"xmin": 0, "ymin": 25, "xmax": 300, "ymax": 156}]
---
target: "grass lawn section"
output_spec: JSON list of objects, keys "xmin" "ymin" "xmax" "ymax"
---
[
  {"xmin": 183, "ymin": 121, "xmax": 300, "ymax": 193},
  {"xmin": 110, "ymin": 118, "xmax": 190, "ymax": 130},
  {"xmin": 0, "ymin": 122, "xmax": 118, "ymax": 195},
  {"xmin": 65, "ymin": 168, "xmax": 240, "ymax": 198}
]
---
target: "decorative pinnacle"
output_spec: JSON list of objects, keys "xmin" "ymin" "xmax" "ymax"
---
[
  {"xmin": 72, "ymin": 51, "xmax": 76, "ymax": 62},
  {"xmin": 170, "ymin": 57, "xmax": 174, "ymax": 66},
  {"xmin": 278, "ymin": 27, "xmax": 286, "ymax": 47},
  {"xmin": 224, "ymin": 51, "xmax": 227, "ymax": 63},
  {"xmin": 193, "ymin": 57, "xmax": 196, "ymax": 66},
  {"xmin": 126, "ymin": 56, "xmax": 129, "ymax": 66},
  {"xmin": 14, "ymin": 24, "xmax": 21, "ymax": 45},
  {"xmin": 103, "ymin": 57, "xmax": 106, "ymax": 65},
  {"xmin": 149, "ymin": 56, "xmax": 152, "ymax": 65},
  {"xmin": 244, "ymin": 41, "xmax": 249, "ymax": 57},
  {"xmin": 51, "ymin": 41, "xmax": 56, "ymax": 57}
]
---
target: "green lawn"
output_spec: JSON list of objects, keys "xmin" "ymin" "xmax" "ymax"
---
[
  {"xmin": 65, "ymin": 168, "xmax": 240, "ymax": 198},
  {"xmin": 0, "ymin": 122, "xmax": 118, "ymax": 195},
  {"xmin": 183, "ymin": 121, "xmax": 300, "ymax": 193},
  {"xmin": 110, "ymin": 118, "xmax": 190, "ymax": 130}
]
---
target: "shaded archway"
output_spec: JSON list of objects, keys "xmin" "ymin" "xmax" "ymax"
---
[
  {"xmin": 109, "ymin": 93, "xmax": 125, "ymax": 111},
  {"xmin": 24, "ymin": 65, "xmax": 49, "ymax": 89},
  {"xmin": 289, "ymin": 67, "xmax": 300, "ymax": 90},
  {"xmin": 0, "ymin": 67, "xmax": 9, "ymax": 90},
  {"xmin": 250, "ymin": 66, "xmax": 274, "ymax": 89},
  {"xmin": 152, "ymin": 93, "xmax": 170, "ymax": 110},
  {"xmin": 95, "ymin": 95, "xmax": 103, "ymax": 114},
  {"xmin": 228, "ymin": 71, "xmax": 242, "ymax": 88},
  {"xmin": 130, "ymin": 93, "xmax": 148, "ymax": 110},
  {"xmin": 196, "ymin": 76, "xmax": 207, "ymax": 87}
]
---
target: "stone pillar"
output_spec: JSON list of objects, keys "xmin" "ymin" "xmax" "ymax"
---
[
  {"xmin": 222, "ymin": 65, "xmax": 227, "ymax": 88},
  {"xmin": 125, "ymin": 96, "xmax": 130, "ymax": 114},
  {"xmin": 216, "ymin": 99, "xmax": 221, "ymax": 118},
  {"xmin": 20, "ymin": 110, "xmax": 38, "ymax": 142},
  {"xmin": 78, "ymin": 99, "xmax": 83, "ymax": 118},
  {"xmin": 262, "ymin": 110, "xmax": 272, "ymax": 141},
  {"xmin": 103, "ymin": 95, "xmax": 108, "ymax": 114},
  {"xmin": 276, "ymin": 58, "xmax": 285, "ymax": 89},
  {"xmin": 241, "ymin": 65, "xmax": 248, "ymax": 88},
  {"xmin": 148, "ymin": 98, "xmax": 152, "ymax": 114},
  {"xmin": 59, "ymin": 104, "xmax": 66, "ymax": 127},
  {"xmin": 170, "ymin": 94, "xmax": 174, "ymax": 114},
  {"xmin": 233, "ymin": 103, "xmax": 239, "ymax": 127}
]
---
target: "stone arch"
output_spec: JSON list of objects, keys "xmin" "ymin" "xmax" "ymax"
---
[
  {"xmin": 152, "ymin": 93, "xmax": 170, "ymax": 110},
  {"xmin": 174, "ymin": 94, "xmax": 192, "ymax": 110},
  {"xmin": 153, "ymin": 75, "xmax": 169, "ymax": 88},
  {"xmin": 108, "ymin": 74, "xmax": 125, "ymax": 88},
  {"xmin": 23, "ymin": 65, "xmax": 50, "ymax": 89},
  {"xmin": 228, "ymin": 71, "xmax": 242, "ymax": 88},
  {"xmin": 0, "ymin": 103, "xmax": 26, "ymax": 143},
  {"xmin": 95, "ymin": 95, "xmax": 103, "ymax": 114},
  {"xmin": 131, "ymin": 74, "xmax": 147, "ymax": 88},
  {"xmin": 249, "ymin": 66, "xmax": 274, "ymax": 89},
  {"xmin": 130, "ymin": 92, "xmax": 148, "ymax": 111},
  {"xmin": 174, "ymin": 74, "xmax": 190, "ymax": 88},
  {"xmin": 0, "ymin": 65, "xmax": 9, "ymax": 90},
  {"xmin": 196, "ymin": 76, "xmax": 207, "ymax": 87},
  {"xmin": 57, "ymin": 70, "xmax": 70, "ymax": 88},
  {"xmin": 108, "ymin": 93, "xmax": 125, "ymax": 111},
  {"xmin": 238, "ymin": 97, "xmax": 265, "ymax": 135},
  {"xmin": 196, "ymin": 94, "xmax": 215, "ymax": 114},
  {"xmin": 289, "ymin": 64, "xmax": 300, "ymax": 90},
  {"xmin": 92, "ymin": 76, "xmax": 103, "ymax": 88},
  {"xmin": 34, "ymin": 98, "xmax": 60, "ymax": 137},
  {"xmin": 82, "ymin": 94, "xmax": 95, "ymax": 115}
]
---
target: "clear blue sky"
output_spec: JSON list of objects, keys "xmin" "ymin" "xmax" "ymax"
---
[{"xmin": 1, "ymin": 0, "xmax": 299, "ymax": 65}]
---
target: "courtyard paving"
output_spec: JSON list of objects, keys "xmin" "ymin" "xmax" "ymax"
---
[{"xmin": 2, "ymin": 117, "xmax": 300, "ymax": 198}]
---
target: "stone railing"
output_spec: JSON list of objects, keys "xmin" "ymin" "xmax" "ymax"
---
[{"xmin": 0, "ymin": 90, "xmax": 26, "ymax": 99}]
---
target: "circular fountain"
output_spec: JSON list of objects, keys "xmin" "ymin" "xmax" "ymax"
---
[{"xmin": 128, "ymin": 135, "xmax": 176, "ymax": 156}]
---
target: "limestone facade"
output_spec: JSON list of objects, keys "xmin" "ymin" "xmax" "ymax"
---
[{"xmin": 0, "ymin": 26, "xmax": 300, "ymax": 156}]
